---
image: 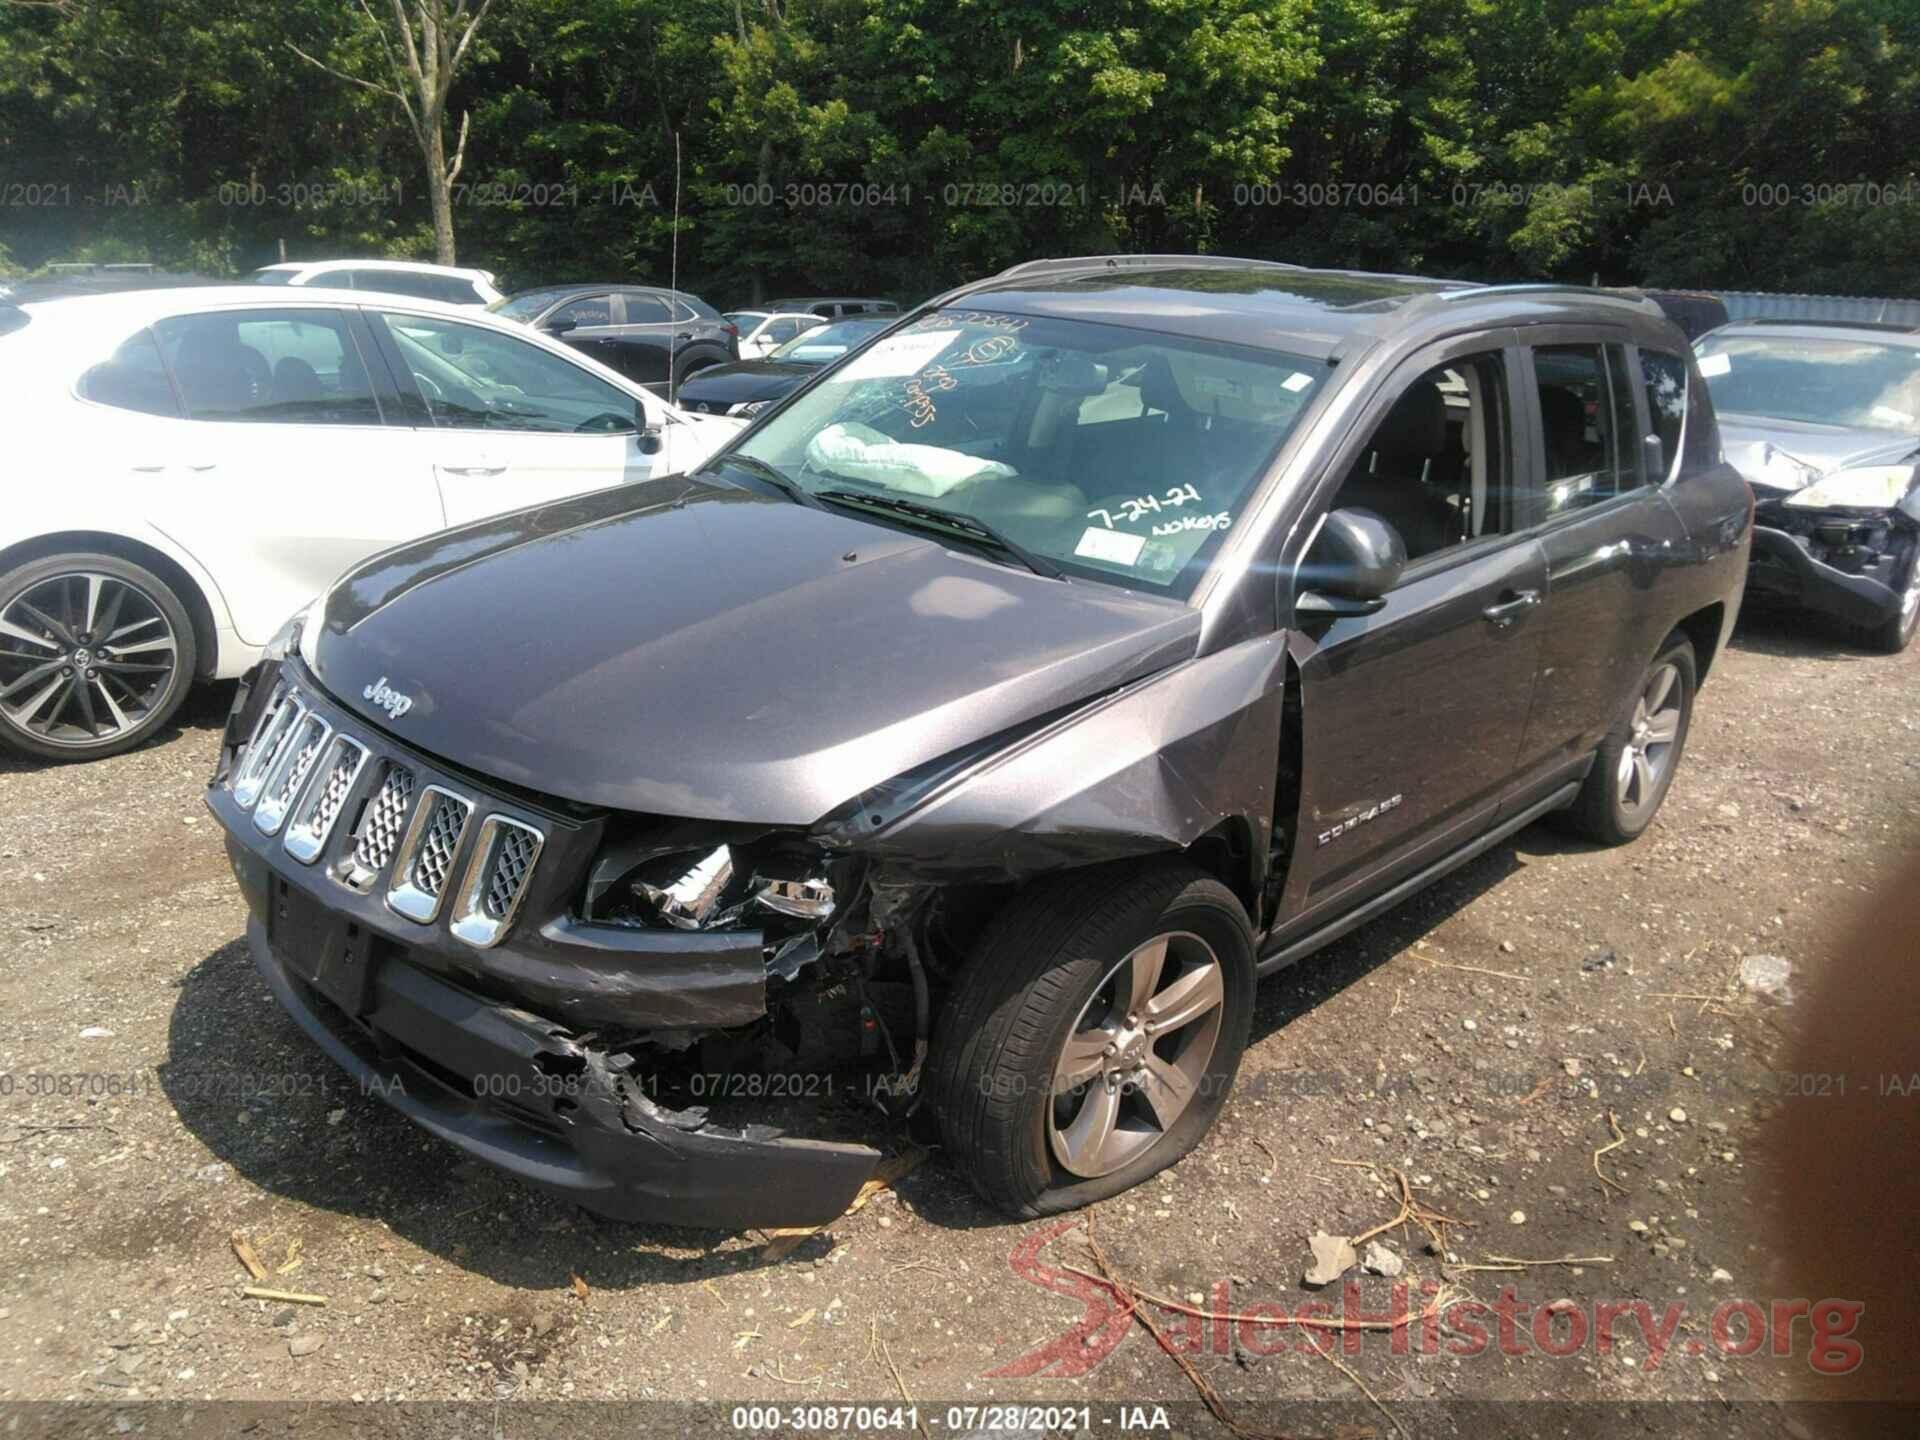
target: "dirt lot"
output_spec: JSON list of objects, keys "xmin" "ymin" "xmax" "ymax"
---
[{"xmin": 0, "ymin": 606, "xmax": 1914, "ymax": 1435}]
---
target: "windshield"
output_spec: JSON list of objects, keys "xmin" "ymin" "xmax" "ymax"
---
[
  {"xmin": 773, "ymin": 319, "xmax": 887, "ymax": 362},
  {"xmin": 1695, "ymin": 334, "xmax": 1920, "ymax": 432},
  {"xmin": 246, "ymin": 268, "xmax": 296, "ymax": 285},
  {"xmin": 730, "ymin": 310, "xmax": 1329, "ymax": 596},
  {"xmin": 488, "ymin": 288, "xmax": 576, "ymax": 323}
]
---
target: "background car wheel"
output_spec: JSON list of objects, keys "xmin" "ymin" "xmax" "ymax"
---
[
  {"xmin": 1555, "ymin": 634, "xmax": 1696, "ymax": 846},
  {"xmin": 0, "ymin": 552, "xmax": 196, "ymax": 762},
  {"xmin": 925, "ymin": 861, "xmax": 1256, "ymax": 1218},
  {"xmin": 1863, "ymin": 580, "xmax": 1918, "ymax": 654}
]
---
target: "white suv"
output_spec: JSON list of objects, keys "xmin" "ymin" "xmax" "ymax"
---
[
  {"xmin": 0, "ymin": 287, "xmax": 741, "ymax": 760},
  {"xmin": 248, "ymin": 260, "xmax": 504, "ymax": 307}
]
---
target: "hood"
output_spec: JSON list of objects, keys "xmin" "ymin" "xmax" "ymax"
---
[
  {"xmin": 307, "ymin": 477, "xmax": 1200, "ymax": 825},
  {"xmin": 675, "ymin": 361, "xmax": 816, "ymax": 412},
  {"xmin": 1718, "ymin": 416, "xmax": 1920, "ymax": 494}
]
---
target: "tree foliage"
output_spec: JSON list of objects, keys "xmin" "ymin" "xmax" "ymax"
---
[{"xmin": 2, "ymin": 0, "xmax": 1915, "ymax": 299}]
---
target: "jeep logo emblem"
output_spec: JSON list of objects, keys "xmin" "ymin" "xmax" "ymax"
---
[{"xmin": 362, "ymin": 676, "xmax": 414, "ymax": 720}]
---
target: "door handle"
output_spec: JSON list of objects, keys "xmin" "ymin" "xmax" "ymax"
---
[
  {"xmin": 1482, "ymin": 589, "xmax": 1541, "ymax": 626},
  {"xmin": 439, "ymin": 464, "xmax": 507, "ymax": 477}
]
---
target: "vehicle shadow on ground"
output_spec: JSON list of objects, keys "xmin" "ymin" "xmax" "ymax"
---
[
  {"xmin": 1728, "ymin": 603, "xmax": 1878, "ymax": 661},
  {"xmin": 0, "ymin": 681, "xmax": 232, "ymax": 775},
  {"xmin": 163, "ymin": 823, "xmax": 1561, "ymax": 1290}
]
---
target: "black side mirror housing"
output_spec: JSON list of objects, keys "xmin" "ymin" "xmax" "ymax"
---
[
  {"xmin": 542, "ymin": 316, "xmax": 578, "ymax": 336},
  {"xmin": 1295, "ymin": 507, "xmax": 1408, "ymax": 618},
  {"xmin": 636, "ymin": 423, "xmax": 664, "ymax": 455},
  {"xmin": 1642, "ymin": 432, "xmax": 1667, "ymax": 483}
]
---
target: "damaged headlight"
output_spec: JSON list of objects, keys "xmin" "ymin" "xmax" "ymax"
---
[
  {"xmin": 594, "ymin": 838, "xmax": 839, "ymax": 934},
  {"xmin": 1783, "ymin": 464, "xmax": 1917, "ymax": 510},
  {"xmin": 261, "ymin": 601, "xmax": 327, "ymax": 665}
]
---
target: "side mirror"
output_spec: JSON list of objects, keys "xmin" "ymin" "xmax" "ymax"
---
[
  {"xmin": 542, "ymin": 316, "xmax": 578, "ymax": 336},
  {"xmin": 1295, "ymin": 507, "xmax": 1407, "ymax": 618},
  {"xmin": 1642, "ymin": 432, "xmax": 1667, "ymax": 482},
  {"xmin": 636, "ymin": 422, "xmax": 664, "ymax": 455}
]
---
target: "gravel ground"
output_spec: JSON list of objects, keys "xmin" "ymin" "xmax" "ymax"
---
[{"xmin": 0, "ymin": 606, "xmax": 1914, "ymax": 1435}]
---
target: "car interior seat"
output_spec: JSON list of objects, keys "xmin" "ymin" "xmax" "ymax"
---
[
  {"xmin": 1335, "ymin": 381, "xmax": 1460, "ymax": 559},
  {"xmin": 272, "ymin": 357, "xmax": 324, "ymax": 409}
]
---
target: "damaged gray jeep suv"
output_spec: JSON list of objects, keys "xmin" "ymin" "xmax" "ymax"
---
[{"xmin": 207, "ymin": 257, "xmax": 1751, "ymax": 1227}]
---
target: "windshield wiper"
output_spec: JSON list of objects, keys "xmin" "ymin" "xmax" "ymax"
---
[
  {"xmin": 814, "ymin": 489, "xmax": 1063, "ymax": 579},
  {"xmin": 704, "ymin": 451, "xmax": 824, "ymax": 510}
]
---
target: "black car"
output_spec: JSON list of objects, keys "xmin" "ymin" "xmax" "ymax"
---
[
  {"xmin": 762, "ymin": 295, "xmax": 899, "ymax": 320},
  {"xmin": 1694, "ymin": 319, "xmax": 1920, "ymax": 652},
  {"xmin": 673, "ymin": 317, "xmax": 892, "ymax": 417},
  {"xmin": 489, "ymin": 284, "xmax": 736, "ymax": 391},
  {"xmin": 207, "ymin": 258, "xmax": 1749, "ymax": 1229}
]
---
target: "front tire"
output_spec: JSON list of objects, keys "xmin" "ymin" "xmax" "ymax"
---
[
  {"xmin": 0, "ymin": 552, "xmax": 196, "ymax": 761},
  {"xmin": 926, "ymin": 861, "xmax": 1255, "ymax": 1218},
  {"xmin": 1863, "ymin": 580, "xmax": 1918, "ymax": 654},
  {"xmin": 1556, "ymin": 635, "xmax": 1695, "ymax": 845}
]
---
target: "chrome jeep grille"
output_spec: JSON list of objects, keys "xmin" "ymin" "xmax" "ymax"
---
[{"xmin": 225, "ymin": 684, "xmax": 545, "ymax": 945}]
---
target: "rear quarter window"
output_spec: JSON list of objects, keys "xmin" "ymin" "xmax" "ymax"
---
[{"xmin": 77, "ymin": 328, "xmax": 183, "ymax": 418}]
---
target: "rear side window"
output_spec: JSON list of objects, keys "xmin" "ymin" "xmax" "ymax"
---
[
  {"xmin": 623, "ymin": 293, "xmax": 671, "ymax": 323},
  {"xmin": 78, "ymin": 328, "xmax": 183, "ymax": 417},
  {"xmin": 1639, "ymin": 349, "xmax": 1688, "ymax": 483},
  {"xmin": 0, "ymin": 305, "xmax": 30, "ymax": 339},
  {"xmin": 1532, "ymin": 342, "xmax": 1643, "ymax": 515},
  {"xmin": 154, "ymin": 308, "xmax": 380, "ymax": 425}
]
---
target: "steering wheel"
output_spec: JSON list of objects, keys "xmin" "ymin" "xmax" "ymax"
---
[{"xmin": 574, "ymin": 411, "xmax": 637, "ymax": 434}]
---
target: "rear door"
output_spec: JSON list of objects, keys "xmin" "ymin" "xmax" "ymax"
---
[
  {"xmin": 1273, "ymin": 330, "xmax": 1549, "ymax": 934},
  {"xmin": 605, "ymin": 291, "xmax": 675, "ymax": 386},
  {"xmin": 366, "ymin": 307, "xmax": 683, "ymax": 524},
  {"xmin": 108, "ymin": 305, "xmax": 441, "ymax": 644},
  {"xmin": 1506, "ymin": 330, "xmax": 1691, "ymax": 803}
]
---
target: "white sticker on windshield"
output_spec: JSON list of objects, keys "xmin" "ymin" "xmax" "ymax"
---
[
  {"xmin": 1696, "ymin": 352, "xmax": 1732, "ymax": 378},
  {"xmin": 1872, "ymin": 403, "xmax": 1915, "ymax": 426},
  {"xmin": 1282, "ymin": 371, "xmax": 1316, "ymax": 392},
  {"xmin": 1075, "ymin": 527, "xmax": 1147, "ymax": 566},
  {"xmin": 832, "ymin": 329, "xmax": 962, "ymax": 382}
]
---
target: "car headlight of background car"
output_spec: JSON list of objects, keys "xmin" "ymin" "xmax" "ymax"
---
[{"xmin": 1783, "ymin": 464, "xmax": 1918, "ymax": 509}]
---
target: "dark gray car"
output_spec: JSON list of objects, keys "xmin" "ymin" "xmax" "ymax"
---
[
  {"xmin": 489, "ymin": 284, "xmax": 736, "ymax": 391},
  {"xmin": 206, "ymin": 258, "xmax": 1750, "ymax": 1228},
  {"xmin": 1694, "ymin": 320, "xmax": 1920, "ymax": 652}
]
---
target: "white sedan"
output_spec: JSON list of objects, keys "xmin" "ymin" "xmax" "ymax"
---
[
  {"xmin": 0, "ymin": 287, "xmax": 743, "ymax": 760},
  {"xmin": 724, "ymin": 310, "xmax": 826, "ymax": 358}
]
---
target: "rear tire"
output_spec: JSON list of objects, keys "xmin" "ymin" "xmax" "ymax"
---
[
  {"xmin": 1555, "ymin": 635, "xmax": 1695, "ymax": 846},
  {"xmin": 0, "ymin": 552, "xmax": 196, "ymax": 762},
  {"xmin": 925, "ymin": 861, "xmax": 1256, "ymax": 1218}
]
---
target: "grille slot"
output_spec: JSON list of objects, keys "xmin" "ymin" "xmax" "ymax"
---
[
  {"xmin": 282, "ymin": 735, "xmax": 370, "ymax": 864},
  {"xmin": 385, "ymin": 785, "xmax": 473, "ymax": 923},
  {"xmin": 448, "ymin": 816, "xmax": 546, "ymax": 948},
  {"xmin": 252, "ymin": 711, "xmax": 332, "ymax": 836},
  {"xmin": 230, "ymin": 684, "xmax": 299, "ymax": 809},
  {"xmin": 337, "ymin": 763, "xmax": 416, "ymax": 891}
]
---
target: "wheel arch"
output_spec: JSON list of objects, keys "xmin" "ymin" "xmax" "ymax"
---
[
  {"xmin": 0, "ymin": 531, "xmax": 224, "ymax": 679},
  {"xmin": 1671, "ymin": 601, "xmax": 1726, "ymax": 684}
]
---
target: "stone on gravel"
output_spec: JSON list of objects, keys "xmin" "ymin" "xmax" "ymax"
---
[
  {"xmin": 1303, "ymin": 1231, "xmax": 1357, "ymax": 1287},
  {"xmin": 1738, "ymin": 953, "xmax": 1793, "ymax": 1004},
  {"xmin": 1362, "ymin": 1241, "xmax": 1403, "ymax": 1277},
  {"xmin": 288, "ymin": 1334, "xmax": 324, "ymax": 1357}
]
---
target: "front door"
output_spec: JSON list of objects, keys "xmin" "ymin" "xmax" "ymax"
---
[
  {"xmin": 1274, "ymin": 334, "xmax": 1549, "ymax": 934},
  {"xmin": 367, "ymin": 308, "xmax": 680, "ymax": 526}
]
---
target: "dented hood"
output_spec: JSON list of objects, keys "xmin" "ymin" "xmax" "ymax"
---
[
  {"xmin": 307, "ymin": 475, "xmax": 1200, "ymax": 825},
  {"xmin": 1719, "ymin": 417, "xmax": 1920, "ymax": 493}
]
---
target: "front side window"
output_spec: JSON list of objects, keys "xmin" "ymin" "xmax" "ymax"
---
[
  {"xmin": 1330, "ymin": 353, "xmax": 1514, "ymax": 563},
  {"xmin": 1639, "ymin": 348, "xmax": 1689, "ymax": 483},
  {"xmin": 78, "ymin": 328, "xmax": 183, "ymax": 418},
  {"xmin": 376, "ymin": 312, "xmax": 645, "ymax": 433},
  {"xmin": 552, "ymin": 295, "xmax": 612, "ymax": 328},
  {"xmin": 1694, "ymin": 333, "xmax": 1920, "ymax": 432},
  {"xmin": 1532, "ymin": 343, "xmax": 1642, "ymax": 515},
  {"xmin": 154, "ymin": 308, "xmax": 379, "ymax": 424},
  {"xmin": 731, "ymin": 311, "xmax": 1330, "ymax": 596}
]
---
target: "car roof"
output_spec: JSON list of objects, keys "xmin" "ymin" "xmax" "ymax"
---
[
  {"xmin": 261, "ymin": 259, "xmax": 495, "ymax": 282},
  {"xmin": 21, "ymin": 285, "xmax": 503, "ymax": 329},
  {"xmin": 1701, "ymin": 318, "xmax": 1920, "ymax": 346},
  {"xmin": 935, "ymin": 256, "xmax": 1670, "ymax": 359},
  {"xmin": 767, "ymin": 296, "xmax": 896, "ymax": 306}
]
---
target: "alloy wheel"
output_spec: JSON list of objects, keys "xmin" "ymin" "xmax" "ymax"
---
[
  {"xmin": 1616, "ymin": 661, "xmax": 1682, "ymax": 822},
  {"xmin": 1049, "ymin": 931, "xmax": 1225, "ymax": 1178},
  {"xmin": 0, "ymin": 572, "xmax": 179, "ymax": 749}
]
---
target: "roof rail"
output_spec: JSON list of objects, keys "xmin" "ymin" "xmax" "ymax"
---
[
  {"xmin": 1738, "ymin": 316, "xmax": 1920, "ymax": 335},
  {"xmin": 1438, "ymin": 282, "xmax": 1615, "ymax": 302},
  {"xmin": 992, "ymin": 253, "xmax": 1307, "ymax": 280}
]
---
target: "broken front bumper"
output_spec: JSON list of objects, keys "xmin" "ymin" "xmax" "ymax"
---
[
  {"xmin": 1748, "ymin": 518, "xmax": 1915, "ymax": 628},
  {"xmin": 208, "ymin": 662, "xmax": 878, "ymax": 1229}
]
